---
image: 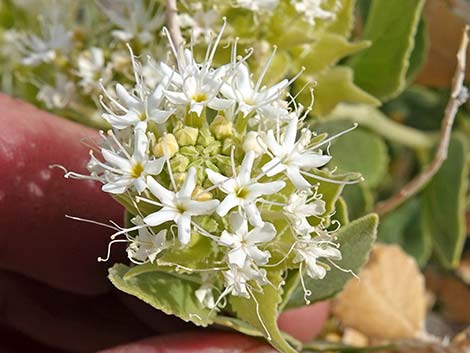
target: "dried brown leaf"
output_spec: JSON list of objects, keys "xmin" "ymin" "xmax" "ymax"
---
[
  {"xmin": 333, "ymin": 244, "xmax": 426, "ymax": 339},
  {"xmin": 415, "ymin": 0, "xmax": 470, "ymax": 86}
]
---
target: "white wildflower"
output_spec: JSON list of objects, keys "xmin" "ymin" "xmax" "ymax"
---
[
  {"xmin": 206, "ymin": 151, "xmax": 285, "ymax": 227},
  {"xmin": 91, "ymin": 127, "xmax": 165, "ymax": 194},
  {"xmin": 223, "ymin": 262, "xmax": 268, "ymax": 298},
  {"xmin": 293, "ymin": 235, "xmax": 342, "ymax": 279},
  {"xmin": 77, "ymin": 47, "xmax": 112, "ymax": 93},
  {"xmin": 219, "ymin": 212, "xmax": 276, "ymax": 267},
  {"xmin": 126, "ymin": 217, "xmax": 168, "ymax": 264},
  {"xmin": 142, "ymin": 168, "xmax": 220, "ymax": 245},
  {"xmin": 37, "ymin": 73, "xmax": 75, "ymax": 109},
  {"xmin": 97, "ymin": 0, "xmax": 164, "ymax": 44},
  {"xmin": 262, "ymin": 113, "xmax": 331, "ymax": 189},
  {"xmin": 284, "ymin": 190, "xmax": 325, "ymax": 236}
]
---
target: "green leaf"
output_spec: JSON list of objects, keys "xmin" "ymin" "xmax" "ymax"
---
[
  {"xmin": 285, "ymin": 214, "xmax": 378, "ymax": 308},
  {"xmin": 314, "ymin": 121, "xmax": 389, "ymax": 187},
  {"xmin": 298, "ymin": 34, "xmax": 370, "ymax": 75},
  {"xmin": 341, "ymin": 183, "xmax": 373, "ymax": 221},
  {"xmin": 299, "ymin": 66, "xmax": 380, "ymax": 116},
  {"xmin": 406, "ymin": 18, "xmax": 428, "ymax": 83},
  {"xmin": 326, "ymin": 0, "xmax": 356, "ymax": 36},
  {"xmin": 378, "ymin": 198, "xmax": 432, "ymax": 266},
  {"xmin": 349, "ymin": 0, "xmax": 425, "ymax": 100},
  {"xmin": 229, "ymin": 271, "xmax": 298, "ymax": 353},
  {"xmin": 422, "ymin": 135, "xmax": 468, "ymax": 268},
  {"xmin": 108, "ymin": 263, "xmax": 215, "ymax": 326},
  {"xmin": 333, "ymin": 197, "xmax": 349, "ymax": 226}
]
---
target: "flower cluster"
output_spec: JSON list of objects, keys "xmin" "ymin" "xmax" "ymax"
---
[{"xmin": 67, "ymin": 24, "xmax": 356, "ymax": 310}]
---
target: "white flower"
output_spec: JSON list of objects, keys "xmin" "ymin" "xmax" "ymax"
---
[
  {"xmin": 195, "ymin": 283, "xmax": 216, "ymax": 309},
  {"xmin": 219, "ymin": 212, "xmax": 276, "ymax": 267},
  {"xmin": 220, "ymin": 63, "xmax": 289, "ymax": 117},
  {"xmin": 162, "ymin": 43, "xmax": 232, "ymax": 116},
  {"xmin": 223, "ymin": 262, "xmax": 268, "ymax": 298},
  {"xmin": 36, "ymin": 73, "xmax": 75, "ymax": 109},
  {"xmin": 285, "ymin": 191, "xmax": 325, "ymax": 236},
  {"xmin": 262, "ymin": 113, "xmax": 331, "ymax": 189},
  {"xmin": 101, "ymin": 82, "xmax": 173, "ymax": 130},
  {"xmin": 291, "ymin": 0, "xmax": 336, "ymax": 25},
  {"xmin": 236, "ymin": 0, "xmax": 280, "ymax": 12},
  {"xmin": 206, "ymin": 151, "xmax": 285, "ymax": 227},
  {"xmin": 178, "ymin": 5, "xmax": 220, "ymax": 43},
  {"xmin": 142, "ymin": 168, "xmax": 220, "ymax": 245},
  {"xmin": 126, "ymin": 217, "xmax": 168, "ymax": 264},
  {"xmin": 293, "ymin": 235, "xmax": 342, "ymax": 279},
  {"xmin": 77, "ymin": 47, "xmax": 112, "ymax": 93},
  {"xmin": 92, "ymin": 127, "xmax": 165, "ymax": 194},
  {"xmin": 16, "ymin": 22, "xmax": 71, "ymax": 66},
  {"xmin": 243, "ymin": 131, "xmax": 267, "ymax": 157},
  {"xmin": 97, "ymin": 0, "xmax": 164, "ymax": 44}
]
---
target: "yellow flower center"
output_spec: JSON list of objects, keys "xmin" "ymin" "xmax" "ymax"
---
[
  {"xmin": 130, "ymin": 162, "xmax": 144, "ymax": 178},
  {"xmin": 192, "ymin": 92, "xmax": 207, "ymax": 103}
]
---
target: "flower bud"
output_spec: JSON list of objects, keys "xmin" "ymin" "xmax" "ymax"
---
[
  {"xmin": 175, "ymin": 126, "xmax": 199, "ymax": 146},
  {"xmin": 170, "ymin": 154, "xmax": 190, "ymax": 172},
  {"xmin": 243, "ymin": 131, "xmax": 266, "ymax": 157},
  {"xmin": 173, "ymin": 172, "xmax": 187, "ymax": 188},
  {"xmin": 153, "ymin": 133, "xmax": 179, "ymax": 158},
  {"xmin": 210, "ymin": 115, "xmax": 233, "ymax": 139},
  {"xmin": 192, "ymin": 186, "xmax": 213, "ymax": 201},
  {"xmin": 197, "ymin": 128, "xmax": 216, "ymax": 146}
]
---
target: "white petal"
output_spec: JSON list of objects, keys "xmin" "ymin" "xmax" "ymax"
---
[
  {"xmin": 208, "ymin": 97, "xmax": 234, "ymax": 111},
  {"xmin": 148, "ymin": 109, "xmax": 173, "ymax": 124},
  {"xmin": 219, "ymin": 230, "xmax": 236, "ymax": 247},
  {"xmin": 265, "ymin": 130, "xmax": 283, "ymax": 157},
  {"xmin": 243, "ymin": 201, "xmax": 264, "ymax": 227},
  {"xmin": 248, "ymin": 222, "xmax": 276, "ymax": 244},
  {"xmin": 102, "ymin": 178, "xmax": 132, "ymax": 194},
  {"xmin": 206, "ymin": 169, "xmax": 229, "ymax": 188},
  {"xmin": 239, "ymin": 151, "xmax": 255, "ymax": 185},
  {"xmin": 134, "ymin": 177, "xmax": 147, "ymax": 193},
  {"xmin": 145, "ymin": 158, "xmax": 165, "ymax": 175},
  {"xmin": 116, "ymin": 83, "xmax": 140, "ymax": 107},
  {"xmin": 101, "ymin": 149, "xmax": 131, "ymax": 171},
  {"xmin": 178, "ymin": 167, "xmax": 197, "ymax": 198},
  {"xmin": 229, "ymin": 212, "xmax": 248, "ymax": 235},
  {"xmin": 286, "ymin": 167, "xmax": 311, "ymax": 190},
  {"xmin": 299, "ymin": 153, "xmax": 332, "ymax": 169},
  {"xmin": 262, "ymin": 157, "xmax": 286, "ymax": 177},
  {"xmin": 248, "ymin": 180, "xmax": 285, "ymax": 199},
  {"xmin": 283, "ymin": 113, "xmax": 298, "ymax": 149},
  {"xmin": 165, "ymin": 90, "xmax": 188, "ymax": 105},
  {"xmin": 144, "ymin": 207, "xmax": 177, "ymax": 226},
  {"xmin": 246, "ymin": 246, "xmax": 270, "ymax": 265},
  {"xmin": 186, "ymin": 199, "xmax": 219, "ymax": 216},
  {"xmin": 146, "ymin": 176, "xmax": 175, "ymax": 205},
  {"xmin": 228, "ymin": 247, "xmax": 247, "ymax": 267},
  {"xmin": 177, "ymin": 214, "xmax": 192, "ymax": 245},
  {"xmin": 217, "ymin": 193, "xmax": 239, "ymax": 216},
  {"xmin": 133, "ymin": 128, "xmax": 149, "ymax": 161}
]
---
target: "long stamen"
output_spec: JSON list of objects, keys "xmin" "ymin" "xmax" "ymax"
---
[
  {"xmin": 255, "ymin": 45, "xmax": 277, "ymax": 92},
  {"xmin": 246, "ymin": 286, "xmax": 271, "ymax": 341}
]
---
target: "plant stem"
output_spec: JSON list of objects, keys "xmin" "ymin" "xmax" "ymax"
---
[
  {"xmin": 325, "ymin": 104, "xmax": 435, "ymax": 150},
  {"xmin": 165, "ymin": 0, "xmax": 183, "ymax": 50},
  {"xmin": 375, "ymin": 25, "xmax": 470, "ymax": 217}
]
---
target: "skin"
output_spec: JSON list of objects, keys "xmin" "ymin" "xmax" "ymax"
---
[{"xmin": 0, "ymin": 93, "xmax": 329, "ymax": 352}]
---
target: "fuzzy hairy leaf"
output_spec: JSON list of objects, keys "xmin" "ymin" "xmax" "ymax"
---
[
  {"xmin": 349, "ymin": 0, "xmax": 425, "ymax": 100},
  {"xmin": 301, "ymin": 66, "xmax": 380, "ymax": 116},
  {"xmin": 108, "ymin": 263, "xmax": 216, "ymax": 326},
  {"xmin": 229, "ymin": 271, "xmax": 299, "ymax": 353},
  {"xmin": 422, "ymin": 135, "xmax": 468, "ymax": 268}
]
